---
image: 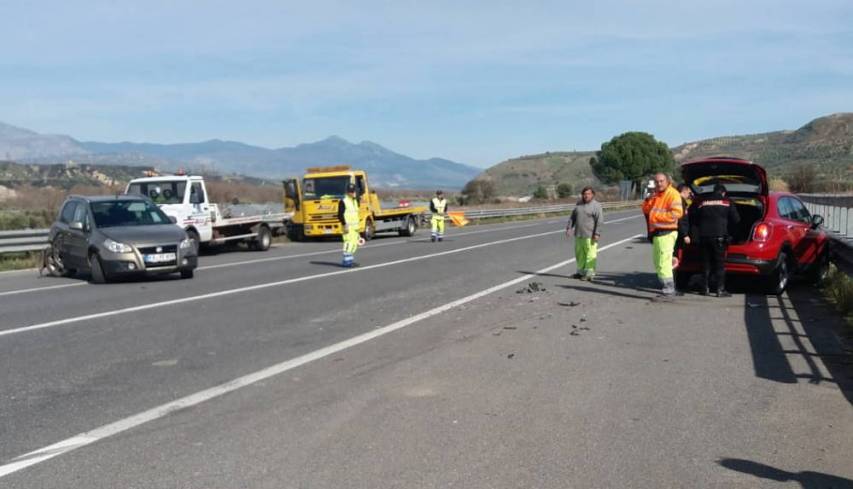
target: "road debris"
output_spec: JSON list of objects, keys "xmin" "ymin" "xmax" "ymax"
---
[
  {"xmin": 558, "ymin": 301, "xmax": 581, "ymax": 307},
  {"xmin": 516, "ymin": 282, "xmax": 546, "ymax": 294},
  {"xmin": 507, "ymin": 353, "xmax": 515, "ymax": 359}
]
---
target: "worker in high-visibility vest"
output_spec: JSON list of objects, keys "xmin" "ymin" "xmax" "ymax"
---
[
  {"xmin": 430, "ymin": 190, "xmax": 448, "ymax": 242},
  {"xmin": 337, "ymin": 183, "xmax": 361, "ymax": 267},
  {"xmin": 642, "ymin": 173, "xmax": 684, "ymax": 296}
]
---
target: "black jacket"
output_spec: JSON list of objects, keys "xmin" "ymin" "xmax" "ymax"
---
[{"xmin": 690, "ymin": 192, "xmax": 740, "ymax": 239}]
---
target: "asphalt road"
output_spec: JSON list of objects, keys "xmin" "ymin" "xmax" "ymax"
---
[{"xmin": 1, "ymin": 211, "xmax": 851, "ymax": 488}]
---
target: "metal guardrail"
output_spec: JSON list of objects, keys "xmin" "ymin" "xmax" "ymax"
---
[
  {"xmin": 0, "ymin": 201, "xmax": 643, "ymax": 256},
  {"xmin": 0, "ymin": 229, "xmax": 50, "ymax": 254},
  {"xmin": 800, "ymin": 194, "xmax": 853, "ymax": 276}
]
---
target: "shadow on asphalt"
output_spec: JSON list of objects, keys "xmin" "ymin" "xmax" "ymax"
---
[
  {"xmin": 556, "ymin": 284, "xmax": 653, "ymax": 301},
  {"xmin": 718, "ymin": 458, "xmax": 853, "ymax": 488},
  {"xmin": 741, "ymin": 284, "xmax": 853, "ymax": 406},
  {"xmin": 309, "ymin": 260, "xmax": 347, "ymax": 268}
]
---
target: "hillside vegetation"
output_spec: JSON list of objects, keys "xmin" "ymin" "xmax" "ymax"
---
[{"xmin": 473, "ymin": 113, "xmax": 853, "ymax": 196}]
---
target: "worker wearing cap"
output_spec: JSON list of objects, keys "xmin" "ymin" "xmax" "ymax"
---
[
  {"xmin": 430, "ymin": 190, "xmax": 448, "ymax": 242},
  {"xmin": 337, "ymin": 183, "xmax": 361, "ymax": 267}
]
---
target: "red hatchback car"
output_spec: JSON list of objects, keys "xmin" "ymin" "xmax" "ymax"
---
[{"xmin": 676, "ymin": 157, "xmax": 830, "ymax": 294}]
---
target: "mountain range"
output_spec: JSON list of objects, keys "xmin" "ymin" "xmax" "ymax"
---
[{"xmin": 0, "ymin": 122, "xmax": 480, "ymax": 190}]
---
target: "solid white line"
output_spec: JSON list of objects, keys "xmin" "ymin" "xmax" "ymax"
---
[
  {"xmin": 0, "ymin": 233, "xmax": 642, "ymax": 479},
  {"xmin": 0, "ymin": 228, "xmax": 574, "ymax": 338},
  {"xmin": 0, "ymin": 282, "xmax": 85, "ymax": 297}
]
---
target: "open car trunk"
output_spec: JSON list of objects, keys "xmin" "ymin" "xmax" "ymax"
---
[
  {"xmin": 682, "ymin": 158, "xmax": 768, "ymax": 244},
  {"xmin": 728, "ymin": 197, "xmax": 764, "ymax": 244}
]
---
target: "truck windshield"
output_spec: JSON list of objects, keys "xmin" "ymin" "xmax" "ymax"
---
[
  {"xmin": 303, "ymin": 176, "xmax": 350, "ymax": 199},
  {"xmin": 91, "ymin": 200, "xmax": 173, "ymax": 228},
  {"xmin": 127, "ymin": 181, "xmax": 186, "ymax": 204}
]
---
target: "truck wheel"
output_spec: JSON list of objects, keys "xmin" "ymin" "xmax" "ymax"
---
[
  {"xmin": 186, "ymin": 229, "xmax": 200, "ymax": 255},
  {"xmin": 287, "ymin": 224, "xmax": 304, "ymax": 242},
  {"xmin": 89, "ymin": 253, "xmax": 109, "ymax": 284},
  {"xmin": 765, "ymin": 252, "xmax": 790, "ymax": 295},
  {"xmin": 399, "ymin": 216, "xmax": 417, "ymax": 237},
  {"xmin": 253, "ymin": 226, "xmax": 272, "ymax": 251},
  {"xmin": 363, "ymin": 219, "xmax": 375, "ymax": 241}
]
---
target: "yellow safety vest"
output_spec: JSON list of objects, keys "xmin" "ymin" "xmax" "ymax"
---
[
  {"xmin": 343, "ymin": 195, "xmax": 360, "ymax": 226},
  {"xmin": 432, "ymin": 197, "xmax": 447, "ymax": 216}
]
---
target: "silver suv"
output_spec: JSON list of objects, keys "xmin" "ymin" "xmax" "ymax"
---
[{"xmin": 47, "ymin": 195, "xmax": 198, "ymax": 283}]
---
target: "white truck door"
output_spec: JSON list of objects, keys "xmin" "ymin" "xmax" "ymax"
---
[{"xmin": 188, "ymin": 180, "xmax": 214, "ymax": 242}]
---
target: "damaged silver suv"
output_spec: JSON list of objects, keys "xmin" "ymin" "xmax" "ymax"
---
[{"xmin": 47, "ymin": 195, "xmax": 198, "ymax": 283}]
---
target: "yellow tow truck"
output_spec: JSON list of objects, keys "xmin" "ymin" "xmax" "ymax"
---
[{"xmin": 282, "ymin": 166, "xmax": 427, "ymax": 241}]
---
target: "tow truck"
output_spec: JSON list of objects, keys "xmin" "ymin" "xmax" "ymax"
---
[
  {"xmin": 282, "ymin": 166, "xmax": 427, "ymax": 241},
  {"xmin": 126, "ymin": 173, "xmax": 289, "ymax": 252}
]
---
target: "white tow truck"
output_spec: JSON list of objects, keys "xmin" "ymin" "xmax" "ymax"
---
[{"xmin": 125, "ymin": 173, "xmax": 289, "ymax": 253}]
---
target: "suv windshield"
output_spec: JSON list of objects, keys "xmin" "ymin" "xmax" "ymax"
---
[
  {"xmin": 90, "ymin": 200, "xmax": 172, "ymax": 228},
  {"xmin": 303, "ymin": 176, "xmax": 350, "ymax": 199},
  {"xmin": 127, "ymin": 181, "xmax": 186, "ymax": 204}
]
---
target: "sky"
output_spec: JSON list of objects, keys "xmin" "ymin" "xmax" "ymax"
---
[{"xmin": 1, "ymin": 0, "xmax": 853, "ymax": 167}]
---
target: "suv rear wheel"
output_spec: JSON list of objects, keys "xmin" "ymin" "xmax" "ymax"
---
[{"xmin": 765, "ymin": 252, "xmax": 789, "ymax": 295}]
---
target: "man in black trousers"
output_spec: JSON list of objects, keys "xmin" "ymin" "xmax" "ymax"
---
[{"xmin": 690, "ymin": 184, "xmax": 740, "ymax": 297}]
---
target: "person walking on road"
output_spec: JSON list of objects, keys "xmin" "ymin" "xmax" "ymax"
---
[
  {"xmin": 567, "ymin": 186, "xmax": 603, "ymax": 281},
  {"xmin": 338, "ymin": 183, "xmax": 362, "ymax": 268},
  {"xmin": 690, "ymin": 183, "xmax": 740, "ymax": 297},
  {"xmin": 430, "ymin": 190, "xmax": 448, "ymax": 242},
  {"xmin": 642, "ymin": 173, "xmax": 684, "ymax": 296}
]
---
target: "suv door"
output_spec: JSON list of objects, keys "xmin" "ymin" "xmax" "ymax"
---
[
  {"xmin": 777, "ymin": 197, "xmax": 811, "ymax": 267},
  {"xmin": 67, "ymin": 202, "xmax": 91, "ymax": 268},
  {"xmin": 787, "ymin": 197, "xmax": 820, "ymax": 267},
  {"xmin": 53, "ymin": 200, "xmax": 77, "ymax": 268}
]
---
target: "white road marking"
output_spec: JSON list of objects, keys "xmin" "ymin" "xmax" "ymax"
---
[
  {"xmin": 0, "ymin": 282, "xmax": 85, "ymax": 297},
  {"xmin": 0, "ymin": 234, "xmax": 642, "ymax": 479},
  {"xmin": 0, "ymin": 228, "xmax": 568, "ymax": 337}
]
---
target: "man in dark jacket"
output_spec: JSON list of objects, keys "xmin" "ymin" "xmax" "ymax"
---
[{"xmin": 690, "ymin": 184, "xmax": 740, "ymax": 297}]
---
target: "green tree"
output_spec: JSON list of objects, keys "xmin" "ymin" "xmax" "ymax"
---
[
  {"xmin": 556, "ymin": 182, "xmax": 573, "ymax": 199},
  {"xmin": 589, "ymin": 132, "xmax": 675, "ymax": 195},
  {"xmin": 532, "ymin": 185, "xmax": 548, "ymax": 199}
]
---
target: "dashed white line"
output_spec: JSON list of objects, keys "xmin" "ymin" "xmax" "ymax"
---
[{"xmin": 0, "ymin": 234, "xmax": 642, "ymax": 479}]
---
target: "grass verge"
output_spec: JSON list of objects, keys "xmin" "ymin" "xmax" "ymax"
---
[
  {"xmin": 822, "ymin": 264, "xmax": 853, "ymax": 337},
  {"xmin": 0, "ymin": 251, "xmax": 41, "ymax": 272}
]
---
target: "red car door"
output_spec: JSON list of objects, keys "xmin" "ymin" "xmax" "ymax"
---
[
  {"xmin": 788, "ymin": 197, "xmax": 822, "ymax": 266},
  {"xmin": 778, "ymin": 197, "xmax": 812, "ymax": 267}
]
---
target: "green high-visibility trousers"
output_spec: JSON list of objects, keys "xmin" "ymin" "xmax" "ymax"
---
[
  {"xmin": 652, "ymin": 231, "xmax": 677, "ymax": 280},
  {"xmin": 574, "ymin": 237, "xmax": 597, "ymax": 277}
]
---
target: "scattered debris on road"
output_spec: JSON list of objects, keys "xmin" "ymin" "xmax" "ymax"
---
[
  {"xmin": 507, "ymin": 353, "xmax": 515, "ymax": 359},
  {"xmin": 516, "ymin": 282, "xmax": 546, "ymax": 294},
  {"xmin": 558, "ymin": 301, "xmax": 581, "ymax": 307}
]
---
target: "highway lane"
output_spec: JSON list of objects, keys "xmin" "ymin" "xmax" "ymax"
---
[
  {"xmin": 0, "ymin": 212, "xmax": 644, "ymax": 465},
  {"xmin": 0, "ymin": 217, "xmax": 578, "ymax": 329},
  {"xmin": 3, "ymin": 212, "xmax": 851, "ymax": 487},
  {"xmin": 0, "ymin": 218, "xmax": 562, "ymax": 296}
]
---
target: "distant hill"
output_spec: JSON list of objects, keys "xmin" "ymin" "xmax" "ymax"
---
[
  {"xmin": 476, "ymin": 151, "xmax": 598, "ymax": 197},
  {"xmin": 0, "ymin": 122, "xmax": 88, "ymax": 160},
  {"xmin": 0, "ymin": 160, "xmax": 275, "ymax": 191},
  {"xmin": 0, "ymin": 122, "xmax": 479, "ymax": 190},
  {"xmin": 474, "ymin": 113, "xmax": 853, "ymax": 196}
]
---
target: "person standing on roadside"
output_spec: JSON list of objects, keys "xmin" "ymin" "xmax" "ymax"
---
[
  {"xmin": 690, "ymin": 183, "xmax": 740, "ymax": 297},
  {"xmin": 567, "ymin": 186, "xmax": 603, "ymax": 281},
  {"xmin": 430, "ymin": 190, "xmax": 448, "ymax": 242},
  {"xmin": 675, "ymin": 184, "xmax": 693, "ymax": 252},
  {"xmin": 338, "ymin": 183, "xmax": 361, "ymax": 268},
  {"xmin": 642, "ymin": 173, "xmax": 684, "ymax": 296}
]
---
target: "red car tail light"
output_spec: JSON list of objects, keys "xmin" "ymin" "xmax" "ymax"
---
[{"xmin": 753, "ymin": 222, "xmax": 771, "ymax": 242}]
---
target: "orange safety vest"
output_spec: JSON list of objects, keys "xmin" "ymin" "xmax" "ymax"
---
[{"xmin": 642, "ymin": 185, "xmax": 683, "ymax": 233}]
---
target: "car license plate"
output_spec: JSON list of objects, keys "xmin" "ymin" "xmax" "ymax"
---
[{"xmin": 144, "ymin": 253, "xmax": 176, "ymax": 263}]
